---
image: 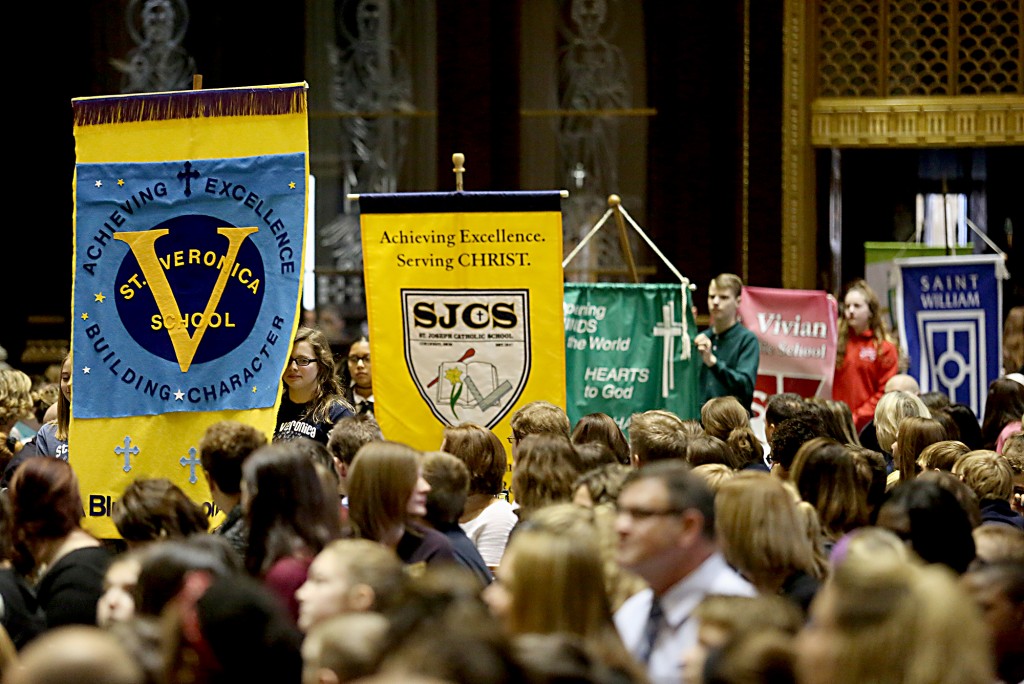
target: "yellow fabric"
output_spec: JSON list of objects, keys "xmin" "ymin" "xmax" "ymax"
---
[
  {"xmin": 361, "ymin": 205, "xmax": 566, "ymax": 477},
  {"xmin": 71, "ymin": 84, "xmax": 308, "ymax": 539}
]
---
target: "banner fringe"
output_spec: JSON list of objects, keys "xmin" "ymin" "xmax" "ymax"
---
[{"xmin": 72, "ymin": 83, "xmax": 307, "ymax": 127}]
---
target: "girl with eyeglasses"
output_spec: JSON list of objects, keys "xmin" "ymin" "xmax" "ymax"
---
[
  {"xmin": 274, "ymin": 327, "xmax": 355, "ymax": 445},
  {"xmin": 339, "ymin": 335, "xmax": 374, "ymax": 416}
]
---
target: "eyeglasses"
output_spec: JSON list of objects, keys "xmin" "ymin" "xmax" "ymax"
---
[
  {"xmin": 348, "ymin": 355, "xmax": 371, "ymax": 365},
  {"xmin": 288, "ymin": 357, "xmax": 317, "ymax": 367},
  {"xmin": 615, "ymin": 505, "xmax": 687, "ymax": 521}
]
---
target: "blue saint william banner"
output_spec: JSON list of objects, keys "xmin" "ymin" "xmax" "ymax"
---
[
  {"xmin": 895, "ymin": 254, "xmax": 1008, "ymax": 418},
  {"xmin": 74, "ymin": 155, "xmax": 306, "ymax": 417},
  {"xmin": 71, "ymin": 83, "xmax": 309, "ymax": 538}
]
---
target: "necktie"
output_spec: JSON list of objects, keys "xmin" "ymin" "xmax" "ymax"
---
[
  {"xmin": 359, "ymin": 399, "xmax": 374, "ymax": 415},
  {"xmin": 638, "ymin": 597, "xmax": 664, "ymax": 664}
]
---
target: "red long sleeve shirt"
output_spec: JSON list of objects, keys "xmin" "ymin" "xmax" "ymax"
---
[{"xmin": 833, "ymin": 330, "xmax": 898, "ymax": 431}]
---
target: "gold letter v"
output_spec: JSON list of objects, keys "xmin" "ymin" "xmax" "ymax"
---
[{"xmin": 115, "ymin": 226, "xmax": 259, "ymax": 372}]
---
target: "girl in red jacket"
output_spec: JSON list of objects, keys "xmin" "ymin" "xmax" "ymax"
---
[{"xmin": 833, "ymin": 279, "xmax": 898, "ymax": 431}]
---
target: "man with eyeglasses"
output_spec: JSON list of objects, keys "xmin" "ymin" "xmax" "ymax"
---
[{"xmin": 613, "ymin": 461, "xmax": 754, "ymax": 684}]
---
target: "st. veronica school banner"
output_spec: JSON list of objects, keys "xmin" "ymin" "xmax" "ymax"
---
[
  {"xmin": 895, "ymin": 255, "xmax": 1006, "ymax": 418},
  {"xmin": 72, "ymin": 84, "xmax": 309, "ymax": 537},
  {"xmin": 359, "ymin": 192, "xmax": 566, "ymax": 451},
  {"xmin": 564, "ymin": 283, "xmax": 699, "ymax": 431},
  {"xmin": 738, "ymin": 287, "xmax": 838, "ymax": 436}
]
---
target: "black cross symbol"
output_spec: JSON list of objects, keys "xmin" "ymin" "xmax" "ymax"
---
[{"xmin": 177, "ymin": 161, "xmax": 200, "ymax": 197}]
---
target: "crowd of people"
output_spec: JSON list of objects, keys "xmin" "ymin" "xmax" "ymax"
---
[{"xmin": 0, "ymin": 278, "xmax": 1021, "ymax": 684}]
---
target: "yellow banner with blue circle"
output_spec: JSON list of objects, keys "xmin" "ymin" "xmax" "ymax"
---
[{"xmin": 71, "ymin": 83, "xmax": 308, "ymax": 538}]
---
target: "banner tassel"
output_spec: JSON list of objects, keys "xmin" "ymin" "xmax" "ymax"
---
[{"xmin": 73, "ymin": 83, "xmax": 308, "ymax": 127}]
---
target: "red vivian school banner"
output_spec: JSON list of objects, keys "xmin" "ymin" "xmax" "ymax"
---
[{"xmin": 738, "ymin": 287, "xmax": 838, "ymax": 430}]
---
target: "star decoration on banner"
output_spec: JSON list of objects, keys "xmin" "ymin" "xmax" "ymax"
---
[
  {"xmin": 81, "ymin": 313, "xmax": 89, "ymax": 320},
  {"xmin": 94, "ymin": 293, "xmax": 106, "ymax": 303},
  {"xmin": 117, "ymin": 179, "xmax": 125, "ymax": 187},
  {"xmin": 174, "ymin": 390, "xmax": 185, "ymax": 401},
  {"xmin": 95, "ymin": 180, "xmax": 103, "ymax": 188},
  {"xmin": 252, "ymin": 386, "xmax": 258, "ymax": 393},
  {"xmin": 82, "ymin": 367, "xmax": 91, "ymax": 374},
  {"xmin": 289, "ymin": 181, "xmax": 296, "ymax": 189}
]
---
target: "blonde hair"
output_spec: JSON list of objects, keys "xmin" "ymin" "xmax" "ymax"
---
[
  {"xmin": 315, "ymin": 539, "xmax": 408, "ymax": 611},
  {"xmin": 874, "ymin": 391, "xmax": 930, "ymax": 452},
  {"xmin": 917, "ymin": 440, "xmax": 970, "ymax": 472},
  {"xmin": 971, "ymin": 524, "xmax": 1024, "ymax": 567},
  {"xmin": 54, "ymin": 353, "xmax": 72, "ymax": 442},
  {"xmin": 497, "ymin": 519, "xmax": 643, "ymax": 679},
  {"xmin": 998, "ymin": 432, "xmax": 1024, "ymax": 473},
  {"xmin": 524, "ymin": 503, "xmax": 647, "ymax": 612},
  {"xmin": 691, "ymin": 463, "xmax": 736, "ymax": 493},
  {"xmin": 628, "ymin": 409, "xmax": 687, "ymax": 464},
  {"xmin": 695, "ymin": 594, "xmax": 803, "ymax": 637},
  {"xmin": 953, "ymin": 450, "xmax": 1014, "ymax": 501},
  {"xmin": 711, "ymin": 273, "xmax": 744, "ymax": 298},
  {"xmin": 813, "ymin": 554, "xmax": 994, "ymax": 684},
  {"xmin": 509, "ymin": 400, "xmax": 571, "ymax": 440},
  {"xmin": 0, "ymin": 369, "xmax": 32, "ymax": 427},
  {"xmin": 715, "ymin": 472, "xmax": 823, "ymax": 590}
]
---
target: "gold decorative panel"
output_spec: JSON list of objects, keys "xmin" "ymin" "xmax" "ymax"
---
[
  {"xmin": 783, "ymin": 0, "xmax": 1022, "ymax": 288},
  {"xmin": 958, "ymin": 0, "xmax": 1023, "ymax": 94},
  {"xmin": 817, "ymin": 0, "xmax": 883, "ymax": 97},
  {"xmin": 816, "ymin": 0, "xmax": 1022, "ymax": 97},
  {"xmin": 812, "ymin": 95, "xmax": 1024, "ymax": 145}
]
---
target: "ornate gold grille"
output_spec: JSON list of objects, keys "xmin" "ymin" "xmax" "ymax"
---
[{"xmin": 817, "ymin": 0, "xmax": 1022, "ymax": 97}]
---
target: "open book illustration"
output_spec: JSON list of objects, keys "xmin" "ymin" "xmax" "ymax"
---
[{"xmin": 436, "ymin": 360, "xmax": 512, "ymax": 409}]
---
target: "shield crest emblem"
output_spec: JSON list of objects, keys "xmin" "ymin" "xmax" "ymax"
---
[
  {"xmin": 402, "ymin": 288, "xmax": 531, "ymax": 428},
  {"xmin": 917, "ymin": 312, "xmax": 984, "ymax": 413}
]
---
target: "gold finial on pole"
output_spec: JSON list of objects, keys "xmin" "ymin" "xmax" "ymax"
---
[
  {"xmin": 608, "ymin": 194, "xmax": 640, "ymax": 283},
  {"xmin": 453, "ymin": 153, "xmax": 465, "ymax": 191},
  {"xmin": 192, "ymin": 74, "xmax": 203, "ymax": 90}
]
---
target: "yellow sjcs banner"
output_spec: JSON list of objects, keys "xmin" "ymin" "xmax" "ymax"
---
[{"xmin": 360, "ymin": 192, "xmax": 566, "ymax": 451}]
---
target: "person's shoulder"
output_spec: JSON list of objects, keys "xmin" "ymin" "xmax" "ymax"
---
[
  {"xmin": 35, "ymin": 421, "xmax": 58, "ymax": 436},
  {"xmin": 735, "ymin": 323, "xmax": 759, "ymax": 340},
  {"xmin": 614, "ymin": 586, "xmax": 653, "ymax": 620},
  {"xmin": 328, "ymin": 397, "xmax": 355, "ymax": 420},
  {"xmin": 31, "ymin": 423, "xmax": 59, "ymax": 449},
  {"xmin": 419, "ymin": 523, "xmax": 455, "ymax": 548},
  {"xmin": 44, "ymin": 545, "xmax": 112, "ymax": 580},
  {"xmin": 482, "ymin": 498, "xmax": 517, "ymax": 518},
  {"xmin": 704, "ymin": 553, "xmax": 757, "ymax": 595},
  {"xmin": 266, "ymin": 554, "xmax": 313, "ymax": 579}
]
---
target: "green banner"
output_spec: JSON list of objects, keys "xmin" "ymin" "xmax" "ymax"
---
[{"xmin": 564, "ymin": 283, "xmax": 701, "ymax": 434}]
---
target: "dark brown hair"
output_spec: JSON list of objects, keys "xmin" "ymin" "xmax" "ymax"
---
[
  {"xmin": 441, "ymin": 423, "xmax": 508, "ymax": 496},
  {"xmin": 570, "ymin": 413, "xmax": 630, "ymax": 465},
  {"xmin": 112, "ymin": 478, "xmax": 209, "ymax": 544}
]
